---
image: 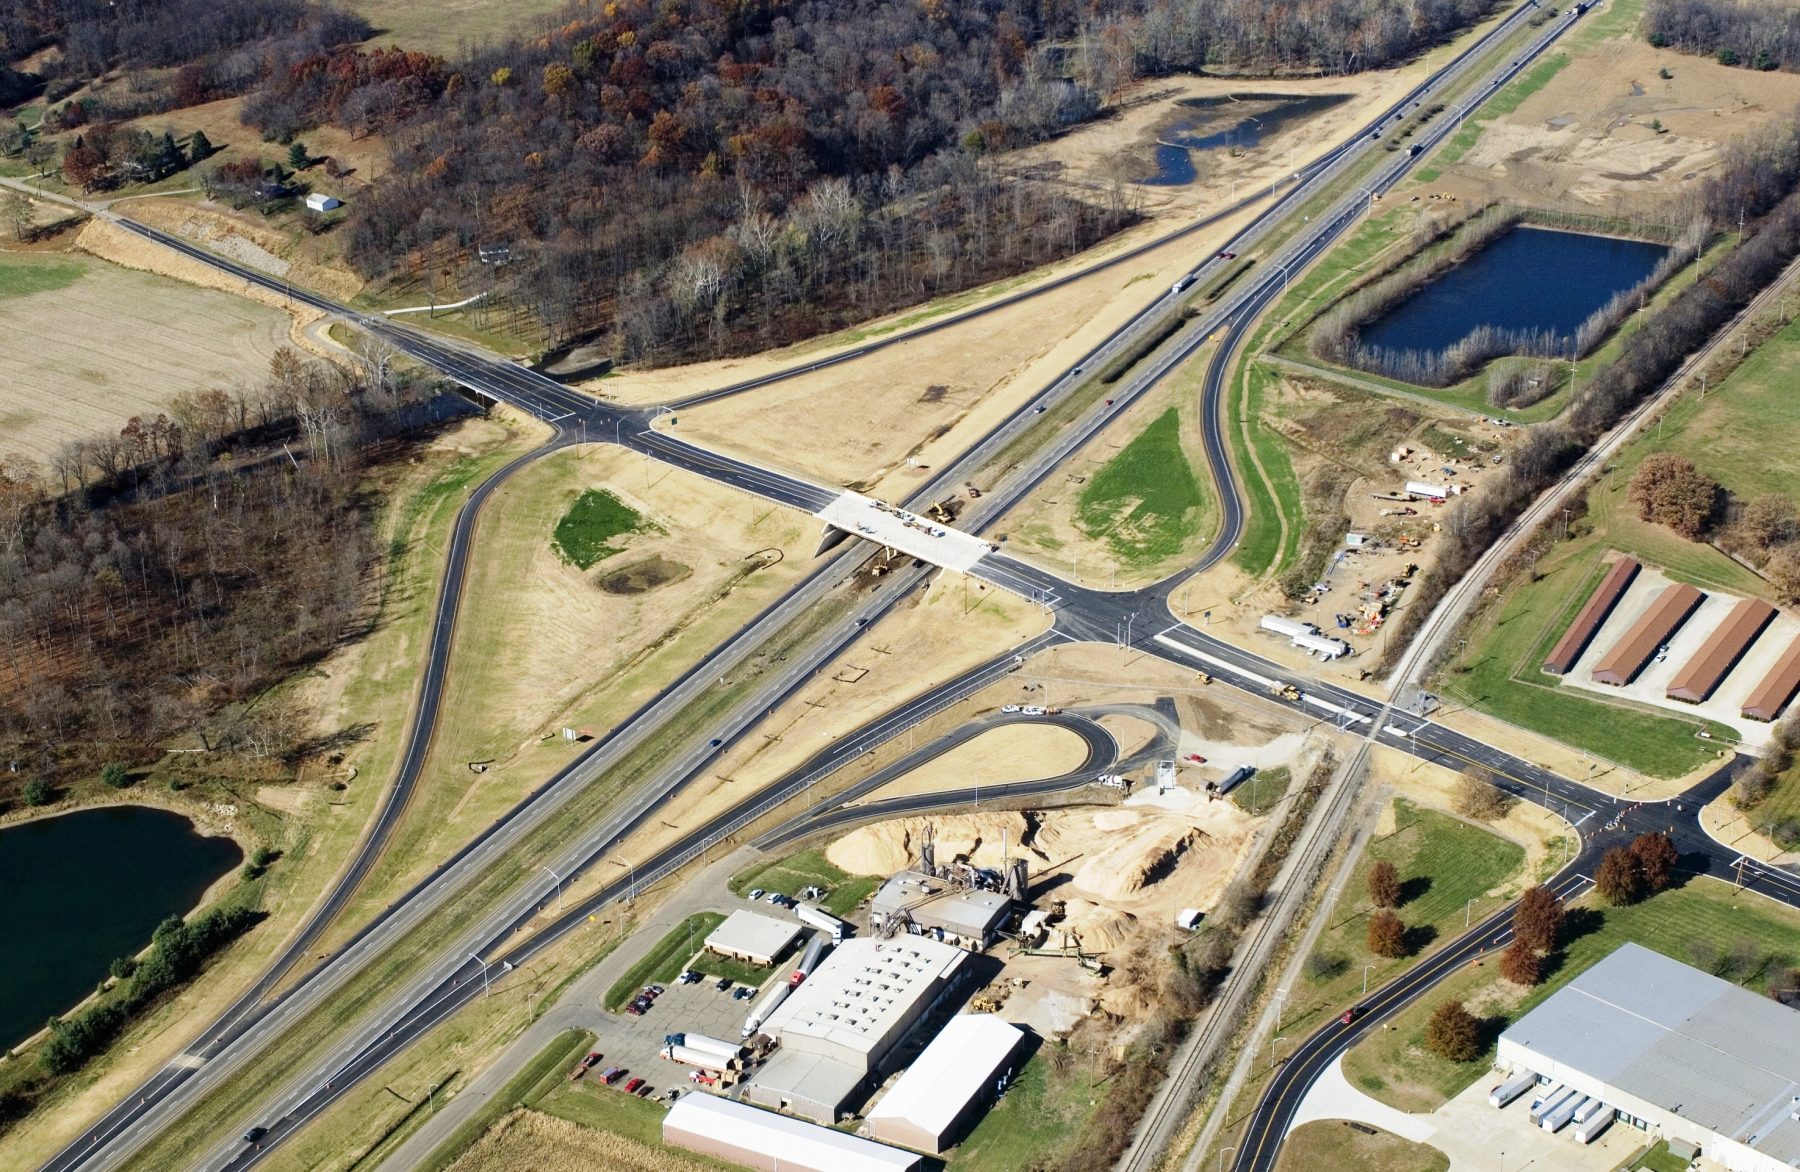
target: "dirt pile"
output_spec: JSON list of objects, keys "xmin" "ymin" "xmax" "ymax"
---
[{"xmin": 827, "ymin": 811, "xmax": 1039, "ymax": 876}]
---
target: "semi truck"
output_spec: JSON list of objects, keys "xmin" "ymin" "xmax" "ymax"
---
[
  {"xmin": 796, "ymin": 934, "xmax": 828, "ymax": 977},
  {"xmin": 741, "ymin": 981, "xmax": 792, "ymax": 1040},
  {"xmin": 1259, "ymin": 615, "xmax": 1318, "ymax": 639},
  {"xmin": 1541, "ymin": 1093, "xmax": 1588, "ymax": 1133},
  {"xmin": 1172, "ymin": 274, "xmax": 1196, "ymax": 295},
  {"xmin": 1571, "ymin": 1097, "xmax": 1608, "ymax": 1127},
  {"xmin": 663, "ymin": 1043, "xmax": 739, "ymax": 1072},
  {"xmin": 678, "ymin": 1032, "xmax": 745, "ymax": 1063},
  {"xmin": 1487, "ymin": 1070, "xmax": 1536, "ymax": 1108},
  {"xmin": 1528, "ymin": 1084, "xmax": 1573, "ymax": 1126},
  {"xmin": 796, "ymin": 902, "xmax": 847, "ymax": 941}
]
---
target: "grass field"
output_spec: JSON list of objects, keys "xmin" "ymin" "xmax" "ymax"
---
[
  {"xmin": 1289, "ymin": 798, "xmax": 1524, "ymax": 1034},
  {"xmin": 728, "ymin": 849, "xmax": 880, "ymax": 920},
  {"xmin": 602, "ymin": 913, "xmax": 723, "ymax": 1013},
  {"xmin": 1228, "ymin": 765, "xmax": 1292, "ymax": 815},
  {"xmin": 1076, "ymin": 407, "xmax": 1210, "ymax": 568},
  {"xmin": 1630, "ymin": 1141, "xmax": 1692, "ymax": 1172},
  {"xmin": 1274, "ymin": 1121, "xmax": 1448, "ymax": 1172},
  {"xmin": 346, "ymin": 0, "xmax": 569, "ymax": 54},
  {"xmin": 0, "ymin": 251, "xmax": 295, "ymax": 463},
  {"xmin": 947, "ymin": 1049, "xmax": 1097, "ymax": 1171},
  {"xmin": 552, "ymin": 488, "xmax": 649, "ymax": 569},
  {"xmin": 417, "ymin": 1029, "xmax": 593, "ymax": 1172},
  {"xmin": 1342, "ymin": 876, "xmax": 1800, "ymax": 1111}
]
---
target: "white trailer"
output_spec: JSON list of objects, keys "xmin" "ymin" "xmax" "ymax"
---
[
  {"xmin": 1528, "ymin": 1085, "xmax": 1571, "ymax": 1126},
  {"xmin": 1488, "ymin": 1070, "xmax": 1536, "ymax": 1108},
  {"xmin": 1293, "ymin": 633, "xmax": 1351, "ymax": 660},
  {"xmin": 796, "ymin": 902, "xmax": 846, "ymax": 941},
  {"xmin": 742, "ymin": 981, "xmax": 791, "ymax": 1039},
  {"xmin": 1573, "ymin": 1109, "xmax": 1614, "ymax": 1144},
  {"xmin": 664, "ymin": 1043, "xmax": 738, "ymax": 1071},
  {"xmin": 796, "ymin": 934, "xmax": 828, "ymax": 977},
  {"xmin": 1260, "ymin": 615, "xmax": 1318, "ymax": 639},
  {"xmin": 680, "ymin": 1032, "xmax": 745, "ymax": 1063},
  {"xmin": 1571, "ymin": 1097, "xmax": 1607, "ymax": 1126},
  {"xmin": 1405, "ymin": 480, "xmax": 1451, "ymax": 501},
  {"xmin": 1541, "ymin": 1093, "xmax": 1588, "ymax": 1133}
]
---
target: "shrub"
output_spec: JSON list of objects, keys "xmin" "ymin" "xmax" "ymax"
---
[
  {"xmin": 1453, "ymin": 768, "xmax": 1515, "ymax": 821},
  {"xmin": 1366, "ymin": 910, "xmax": 1407, "ymax": 958},
  {"xmin": 108, "ymin": 957, "xmax": 136, "ymax": 981},
  {"xmin": 1629, "ymin": 453, "xmax": 1721, "ymax": 539},
  {"xmin": 23, "ymin": 778, "xmax": 52, "ymax": 806},
  {"xmin": 99, "ymin": 762, "xmax": 130, "ymax": 789},
  {"xmin": 1424, "ymin": 1000, "xmax": 1482, "ymax": 1062}
]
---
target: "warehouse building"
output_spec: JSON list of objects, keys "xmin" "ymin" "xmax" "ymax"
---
[
  {"xmin": 1544, "ymin": 556, "xmax": 1639, "ymax": 674},
  {"xmin": 742, "ymin": 937, "xmax": 967, "ymax": 1123},
  {"xmin": 704, "ymin": 909, "xmax": 803, "ymax": 967},
  {"xmin": 869, "ymin": 870, "xmax": 1014, "ymax": 950},
  {"xmin": 1667, "ymin": 597, "xmax": 1776, "ymax": 703},
  {"xmin": 1743, "ymin": 635, "xmax": 1800, "ymax": 722},
  {"xmin": 1497, "ymin": 943, "xmax": 1800, "ymax": 1172},
  {"xmin": 867, "ymin": 1014, "xmax": 1024, "ymax": 1154},
  {"xmin": 663, "ymin": 1091, "xmax": 920, "ymax": 1172},
  {"xmin": 1592, "ymin": 582, "xmax": 1704, "ymax": 686}
]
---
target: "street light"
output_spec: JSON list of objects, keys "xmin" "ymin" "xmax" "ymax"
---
[
  {"xmin": 611, "ymin": 857, "xmax": 636, "ymax": 903},
  {"xmin": 1269, "ymin": 1035, "xmax": 1287, "ymax": 1070},
  {"xmin": 1363, "ymin": 964, "xmax": 1375, "ymax": 995},
  {"xmin": 1465, "ymin": 897, "xmax": 1477, "ymax": 927},
  {"xmin": 470, "ymin": 952, "xmax": 491, "ymax": 997},
  {"xmin": 539, "ymin": 865, "xmax": 564, "ymax": 915},
  {"xmin": 1219, "ymin": 1146, "xmax": 1237, "ymax": 1172}
]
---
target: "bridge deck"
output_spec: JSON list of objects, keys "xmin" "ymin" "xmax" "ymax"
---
[{"xmin": 817, "ymin": 491, "xmax": 993, "ymax": 573}]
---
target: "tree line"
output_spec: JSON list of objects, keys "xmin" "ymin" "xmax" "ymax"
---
[
  {"xmin": 0, "ymin": 342, "xmax": 460, "ymax": 807},
  {"xmin": 1647, "ymin": 0, "xmax": 1800, "ymax": 73},
  {"xmin": 1379, "ymin": 113, "xmax": 1800, "ymax": 676}
]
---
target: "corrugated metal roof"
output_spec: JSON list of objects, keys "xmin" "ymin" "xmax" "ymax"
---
[
  {"xmin": 761, "ymin": 938, "xmax": 964, "ymax": 1058},
  {"xmin": 1592, "ymin": 583, "xmax": 1704, "ymax": 685},
  {"xmin": 1744, "ymin": 635, "xmax": 1800, "ymax": 722},
  {"xmin": 1500, "ymin": 943, "xmax": 1800, "ymax": 1164},
  {"xmin": 1544, "ymin": 556, "xmax": 1639, "ymax": 675},
  {"xmin": 705, "ymin": 909, "xmax": 803, "ymax": 961},
  {"xmin": 1666, "ymin": 597, "xmax": 1775, "ymax": 702},
  {"xmin": 664, "ymin": 1092, "xmax": 919, "ymax": 1172},
  {"xmin": 867, "ymin": 1015, "xmax": 1023, "ymax": 1140}
]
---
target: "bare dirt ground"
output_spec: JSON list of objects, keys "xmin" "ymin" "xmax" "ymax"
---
[
  {"xmin": 116, "ymin": 196, "xmax": 365, "ymax": 300},
  {"xmin": 1099, "ymin": 713, "xmax": 1160, "ymax": 757},
  {"xmin": 446, "ymin": 1108, "xmax": 709, "ymax": 1172},
  {"xmin": 1435, "ymin": 33, "xmax": 1800, "ymax": 213},
  {"xmin": 855, "ymin": 723, "xmax": 1092, "ymax": 803},
  {"xmin": 1700, "ymin": 792, "xmax": 1800, "ymax": 869},
  {"xmin": 0, "ymin": 244, "xmax": 297, "ymax": 463}
]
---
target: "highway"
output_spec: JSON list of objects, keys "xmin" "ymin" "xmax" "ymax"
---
[{"xmin": 33, "ymin": 3, "xmax": 1698, "ymax": 1168}]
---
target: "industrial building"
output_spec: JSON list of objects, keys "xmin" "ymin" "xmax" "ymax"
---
[
  {"xmin": 1591, "ymin": 582, "xmax": 1704, "ymax": 686},
  {"xmin": 1497, "ymin": 943, "xmax": 1800, "ymax": 1172},
  {"xmin": 1544, "ymin": 556, "xmax": 1639, "ymax": 674},
  {"xmin": 662, "ymin": 1091, "xmax": 920, "ymax": 1172},
  {"xmin": 1667, "ymin": 597, "xmax": 1776, "ymax": 703},
  {"xmin": 741, "ymin": 937, "xmax": 967, "ymax": 1123},
  {"xmin": 867, "ymin": 1014, "xmax": 1024, "ymax": 1154},
  {"xmin": 705, "ymin": 909, "xmax": 803, "ymax": 967},
  {"xmin": 1743, "ymin": 635, "xmax": 1800, "ymax": 722},
  {"xmin": 869, "ymin": 870, "xmax": 1014, "ymax": 950}
]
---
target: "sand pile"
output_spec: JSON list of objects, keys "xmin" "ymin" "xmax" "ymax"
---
[
  {"xmin": 1073, "ymin": 816, "xmax": 1210, "ymax": 903},
  {"xmin": 1053, "ymin": 898, "xmax": 1138, "ymax": 952},
  {"xmin": 827, "ymin": 811, "xmax": 1043, "ymax": 875}
]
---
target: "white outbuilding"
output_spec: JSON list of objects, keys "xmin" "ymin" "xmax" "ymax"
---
[
  {"xmin": 704, "ymin": 909, "xmax": 803, "ymax": 967},
  {"xmin": 663, "ymin": 1092, "xmax": 919, "ymax": 1172},
  {"xmin": 867, "ymin": 1014, "xmax": 1024, "ymax": 1154},
  {"xmin": 303, "ymin": 192, "xmax": 342, "ymax": 212}
]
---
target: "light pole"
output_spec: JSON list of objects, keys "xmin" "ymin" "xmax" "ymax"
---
[
  {"xmin": 1363, "ymin": 964, "xmax": 1375, "ymax": 994},
  {"xmin": 611, "ymin": 857, "xmax": 635, "ymax": 903},
  {"xmin": 1219, "ymin": 1146, "xmax": 1236, "ymax": 1172},
  {"xmin": 1269, "ymin": 1035, "xmax": 1287, "ymax": 1070},
  {"xmin": 470, "ymin": 953, "xmax": 490, "ymax": 997},
  {"xmin": 540, "ymin": 865, "xmax": 564, "ymax": 914},
  {"xmin": 1466, "ymin": 897, "xmax": 1477, "ymax": 927}
]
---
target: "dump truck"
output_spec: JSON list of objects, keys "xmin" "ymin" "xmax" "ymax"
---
[{"xmin": 1270, "ymin": 682, "xmax": 1301, "ymax": 702}]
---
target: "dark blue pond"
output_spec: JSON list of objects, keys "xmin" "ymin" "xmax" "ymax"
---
[
  {"xmin": 0, "ymin": 806, "xmax": 241, "ymax": 1049},
  {"xmin": 1141, "ymin": 92, "xmax": 1351, "ymax": 186},
  {"xmin": 1359, "ymin": 226, "xmax": 1671, "ymax": 355}
]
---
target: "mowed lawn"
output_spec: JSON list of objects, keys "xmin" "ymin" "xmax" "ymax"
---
[
  {"xmin": 729, "ymin": 848, "xmax": 880, "ymax": 919},
  {"xmin": 1076, "ymin": 406, "xmax": 1212, "ymax": 569},
  {"xmin": 551, "ymin": 487, "xmax": 650, "ymax": 569},
  {"xmin": 1290, "ymin": 799, "xmax": 1524, "ymax": 1034},
  {"xmin": 1342, "ymin": 877, "xmax": 1800, "ymax": 1112},
  {"xmin": 602, "ymin": 912, "xmax": 723, "ymax": 1012},
  {"xmin": 347, "ymin": 0, "xmax": 569, "ymax": 53},
  {"xmin": 1274, "ymin": 1121, "xmax": 1448, "ymax": 1172},
  {"xmin": 0, "ymin": 250, "xmax": 295, "ymax": 462}
]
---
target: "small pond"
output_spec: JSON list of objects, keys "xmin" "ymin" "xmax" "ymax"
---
[
  {"xmin": 1358, "ymin": 225, "xmax": 1672, "ymax": 357},
  {"xmin": 1141, "ymin": 92, "xmax": 1351, "ymax": 186},
  {"xmin": 0, "ymin": 805, "xmax": 242, "ymax": 1049}
]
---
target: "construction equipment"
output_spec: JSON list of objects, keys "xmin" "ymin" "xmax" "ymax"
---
[{"xmin": 1270, "ymin": 682, "xmax": 1301, "ymax": 702}]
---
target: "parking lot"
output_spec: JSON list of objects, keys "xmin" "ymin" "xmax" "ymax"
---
[{"xmin": 572, "ymin": 920, "xmax": 818, "ymax": 1104}]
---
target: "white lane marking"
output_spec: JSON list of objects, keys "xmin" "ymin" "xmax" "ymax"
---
[{"xmin": 1152, "ymin": 633, "xmax": 1278, "ymax": 689}]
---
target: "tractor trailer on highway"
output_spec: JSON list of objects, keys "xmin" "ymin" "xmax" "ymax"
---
[{"xmin": 795, "ymin": 903, "xmax": 846, "ymax": 941}]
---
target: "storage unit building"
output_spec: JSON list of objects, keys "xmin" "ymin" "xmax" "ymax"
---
[
  {"xmin": 663, "ymin": 1092, "xmax": 920, "ymax": 1172},
  {"xmin": 705, "ymin": 909, "xmax": 803, "ymax": 967},
  {"xmin": 1666, "ymin": 597, "xmax": 1776, "ymax": 703},
  {"xmin": 1497, "ymin": 943, "xmax": 1800, "ymax": 1172},
  {"xmin": 867, "ymin": 1015, "xmax": 1024, "ymax": 1154},
  {"xmin": 1543, "ymin": 556, "xmax": 1640, "ymax": 674},
  {"xmin": 1591, "ymin": 583, "xmax": 1704, "ymax": 686},
  {"xmin": 1743, "ymin": 635, "xmax": 1800, "ymax": 722}
]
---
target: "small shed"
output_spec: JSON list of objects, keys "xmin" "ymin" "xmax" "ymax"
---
[{"xmin": 304, "ymin": 192, "xmax": 342, "ymax": 212}]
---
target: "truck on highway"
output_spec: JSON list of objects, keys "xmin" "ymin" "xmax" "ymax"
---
[
  {"xmin": 1487, "ymin": 1070, "xmax": 1535, "ymax": 1108},
  {"xmin": 1269, "ymin": 682, "xmax": 1302, "ymax": 702},
  {"xmin": 796, "ymin": 902, "xmax": 847, "ymax": 941},
  {"xmin": 1172, "ymin": 274, "xmax": 1196, "ymax": 295}
]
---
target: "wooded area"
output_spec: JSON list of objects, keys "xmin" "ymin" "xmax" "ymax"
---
[
  {"xmin": 0, "ymin": 345, "xmax": 457, "ymax": 803},
  {"xmin": 1647, "ymin": 0, "xmax": 1800, "ymax": 73}
]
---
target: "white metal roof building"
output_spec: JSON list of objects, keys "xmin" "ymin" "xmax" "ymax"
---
[
  {"xmin": 869, "ymin": 871, "xmax": 1014, "ymax": 950},
  {"xmin": 742, "ymin": 937, "xmax": 967, "ymax": 1123},
  {"xmin": 704, "ymin": 909, "xmax": 803, "ymax": 967},
  {"xmin": 663, "ymin": 1091, "xmax": 920, "ymax": 1172},
  {"xmin": 867, "ymin": 1014, "xmax": 1024, "ymax": 1153},
  {"xmin": 1498, "ymin": 942, "xmax": 1800, "ymax": 1172}
]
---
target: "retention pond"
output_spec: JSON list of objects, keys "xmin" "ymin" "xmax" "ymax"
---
[
  {"xmin": 1359, "ymin": 225, "xmax": 1672, "ymax": 357},
  {"xmin": 0, "ymin": 805, "xmax": 241, "ymax": 1049},
  {"xmin": 1140, "ymin": 92, "xmax": 1351, "ymax": 186}
]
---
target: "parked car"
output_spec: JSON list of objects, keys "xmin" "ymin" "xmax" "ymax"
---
[
  {"xmin": 666, "ymin": 1087, "xmax": 682, "ymax": 1101},
  {"xmin": 641, "ymin": 986, "xmax": 661, "ymax": 999},
  {"xmin": 733, "ymin": 986, "xmax": 755, "ymax": 1000},
  {"xmin": 624, "ymin": 1077, "xmax": 645, "ymax": 1094},
  {"xmin": 748, "ymin": 888, "xmax": 765, "ymax": 900},
  {"xmin": 764, "ymin": 892, "xmax": 784, "ymax": 905},
  {"xmin": 716, "ymin": 977, "xmax": 733, "ymax": 992},
  {"xmin": 679, "ymin": 969, "xmax": 701, "ymax": 984},
  {"xmin": 599, "ymin": 1067, "xmax": 622, "ymax": 1083},
  {"xmin": 690, "ymin": 1071, "xmax": 717, "ymax": 1086}
]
